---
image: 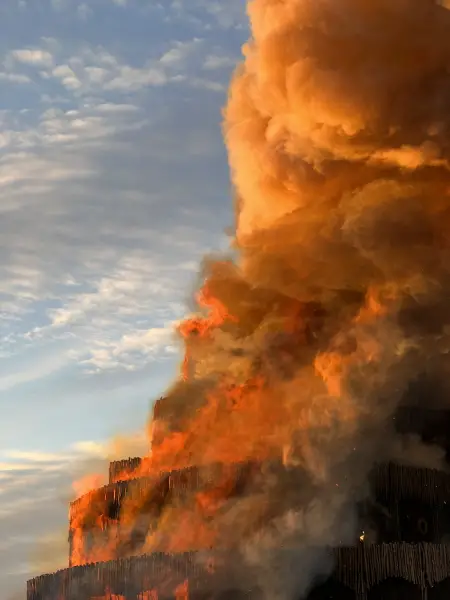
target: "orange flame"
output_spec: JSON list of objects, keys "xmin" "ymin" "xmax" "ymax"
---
[
  {"xmin": 178, "ymin": 283, "xmax": 237, "ymax": 380},
  {"xmin": 174, "ymin": 580, "xmax": 189, "ymax": 600},
  {"xmin": 138, "ymin": 592, "xmax": 158, "ymax": 600}
]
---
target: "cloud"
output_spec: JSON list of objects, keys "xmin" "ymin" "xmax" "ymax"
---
[
  {"xmin": 169, "ymin": 0, "xmax": 246, "ymax": 30},
  {"xmin": 51, "ymin": 0, "xmax": 67, "ymax": 10},
  {"xmin": 203, "ymin": 54, "xmax": 237, "ymax": 70},
  {"xmin": 9, "ymin": 49, "xmax": 53, "ymax": 68},
  {"xmin": 202, "ymin": 0, "xmax": 246, "ymax": 29},
  {"xmin": 0, "ymin": 72, "xmax": 31, "ymax": 84},
  {"xmin": 0, "ymin": 40, "xmax": 230, "ymax": 374},
  {"xmin": 0, "ymin": 350, "xmax": 71, "ymax": 392},
  {"xmin": 4, "ymin": 39, "xmax": 229, "ymax": 96},
  {"xmin": 0, "ymin": 34, "xmax": 232, "ymax": 105},
  {"xmin": 52, "ymin": 64, "xmax": 82, "ymax": 90},
  {"xmin": 36, "ymin": 47, "xmax": 170, "ymax": 94},
  {"xmin": 79, "ymin": 325, "xmax": 179, "ymax": 373},
  {"xmin": 0, "ymin": 100, "xmax": 149, "ymax": 346},
  {"xmin": 77, "ymin": 2, "xmax": 92, "ymax": 19},
  {"xmin": 95, "ymin": 103, "xmax": 139, "ymax": 113},
  {"xmin": 2, "ymin": 450, "xmax": 73, "ymax": 463},
  {"xmin": 159, "ymin": 39, "xmax": 204, "ymax": 68},
  {"xmin": 44, "ymin": 252, "xmax": 193, "ymax": 372},
  {"xmin": 104, "ymin": 65, "xmax": 167, "ymax": 91}
]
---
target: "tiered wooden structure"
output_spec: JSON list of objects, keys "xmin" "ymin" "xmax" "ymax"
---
[{"xmin": 27, "ymin": 407, "xmax": 450, "ymax": 599}]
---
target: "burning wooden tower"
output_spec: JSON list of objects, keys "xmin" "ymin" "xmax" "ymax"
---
[
  {"xmin": 27, "ymin": 404, "xmax": 450, "ymax": 600},
  {"xmin": 18, "ymin": 0, "xmax": 450, "ymax": 593}
]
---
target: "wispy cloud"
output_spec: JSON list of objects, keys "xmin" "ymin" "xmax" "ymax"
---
[
  {"xmin": 8, "ymin": 49, "xmax": 53, "ymax": 68},
  {"xmin": 170, "ymin": 0, "xmax": 246, "ymax": 30},
  {"xmin": 0, "ymin": 350, "xmax": 71, "ymax": 392},
  {"xmin": 0, "ymin": 72, "xmax": 31, "ymax": 84},
  {"xmin": 76, "ymin": 3, "xmax": 92, "ymax": 19},
  {"xmin": 0, "ymin": 59, "xmax": 227, "ymax": 373},
  {"xmin": 203, "ymin": 54, "xmax": 237, "ymax": 70},
  {"xmin": 159, "ymin": 38, "xmax": 204, "ymax": 68},
  {"xmin": 1, "ymin": 37, "xmax": 230, "ymax": 97},
  {"xmin": 44, "ymin": 252, "xmax": 194, "ymax": 372}
]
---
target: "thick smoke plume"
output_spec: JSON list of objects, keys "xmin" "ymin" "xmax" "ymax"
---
[
  {"xmin": 71, "ymin": 0, "xmax": 450, "ymax": 598},
  {"xmin": 151, "ymin": 0, "xmax": 450, "ymax": 595}
]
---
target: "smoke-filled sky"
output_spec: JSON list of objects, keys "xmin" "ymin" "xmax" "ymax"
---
[{"xmin": 0, "ymin": 0, "xmax": 246, "ymax": 596}]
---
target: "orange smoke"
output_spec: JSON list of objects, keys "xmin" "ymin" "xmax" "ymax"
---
[
  {"xmin": 72, "ymin": 0, "xmax": 450, "ymax": 596},
  {"xmin": 73, "ymin": 474, "xmax": 106, "ymax": 498}
]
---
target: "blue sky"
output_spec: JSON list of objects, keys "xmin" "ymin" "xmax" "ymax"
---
[{"xmin": 0, "ymin": 1, "xmax": 247, "ymax": 596}]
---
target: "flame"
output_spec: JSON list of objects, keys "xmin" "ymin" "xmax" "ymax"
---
[
  {"xmin": 178, "ymin": 284, "xmax": 237, "ymax": 338},
  {"xmin": 138, "ymin": 592, "xmax": 158, "ymax": 600},
  {"xmin": 174, "ymin": 581, "xmax": 189, "ymax": 600},
  {"xmin": 178, "ymin": 283, "xmax": 238, "ymax": 380},
  {"xmin": 91, "ymin": 590, "xmax": 125, "ymax": 600}
]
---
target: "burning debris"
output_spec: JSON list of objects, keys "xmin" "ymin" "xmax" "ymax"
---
[{"xmin": 28, "ymin": 0, "xmax": 450, "ymax": 598}]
